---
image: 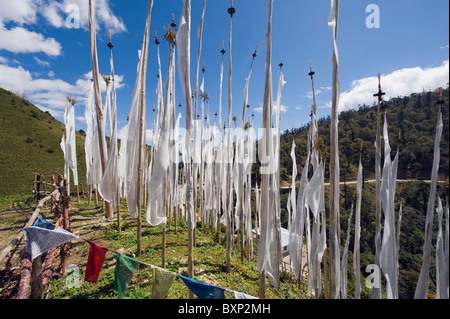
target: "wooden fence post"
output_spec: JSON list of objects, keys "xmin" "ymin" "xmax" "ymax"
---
[
  {"xmin": 15, "ymin": 250, "xmax": 32, "ymax": 299},
  {"xmin": 58, "ymin": 176, "xmax": 71, "ymax": 275}
]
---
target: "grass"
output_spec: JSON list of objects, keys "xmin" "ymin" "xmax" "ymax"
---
[
  {"xmin": 0, "ymin": 88, "xmax": 87, "ymax": 196},
  {"xmin": 0, "ymin": 196, "xmax": 309, "ymax": 299}
]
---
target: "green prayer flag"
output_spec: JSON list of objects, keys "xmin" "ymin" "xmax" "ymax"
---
[
  {"xmin": 114, "ymin": 253, "xmax": 140, "ymax": 299},
  {"xmin": 151, "ymin": 266, "xmax": 176, "ymax": 299}
]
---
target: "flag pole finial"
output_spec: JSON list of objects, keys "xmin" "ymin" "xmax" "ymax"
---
[
  {"xmin": 107, "ymin": 31, "xmax": 114, "ymax": 49},
  {"xmin": 308, "ymin": 62, "xmax": 315, "ymax": 79},
  {"xmin": 437, "ymin": 87, "xmax": 444, "ymax": 105},
  {"xmin": 171, "ymin": 13, "xmax": 177, "ymax": 28},
  {"xmin": 252, "ymin": 45, "xmax": 258, "ymax": 59},
  {"xmin": 373, "ymin": 73, "xmax": 386, "ymax": 103},
  {"xmin": 221, "ymin": 43, "xmax": 226, "ymax": 55},
  {"xmin": 228, "ymin": 0, "xmax": 236, "ymax": 17}
]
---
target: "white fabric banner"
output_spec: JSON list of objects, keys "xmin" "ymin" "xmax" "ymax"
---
[
  {"xmin": 177, "ymin": 0, "xmax": 194, "ymax": 230},
  {"xmin": 23, "ymin": 226, "xmax": 79, "ymax": 261},
  {"xmin": 415, "ymin": 109, "xmax": 443, "ymax": 299},
  {"xmin": 328, "ymin": 0, "xmax": 341, "ymax": 299},
  {"xmin": 99, "ymin": 51, "xmax": 119, "ymax": 210},
  {"xmin": 380, "ymin": 115, "xmax": 399, "ymax": 299},
  {"xmin": 353, "ymin": 160, "xmax": 363, "ymax": 299},
  {"xmin": 126, "ymin": 0, "xmax": 153, "ymax": 219}
]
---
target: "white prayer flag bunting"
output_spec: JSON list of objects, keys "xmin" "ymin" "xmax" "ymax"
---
[
  {"xmin": 379, "ymin": 114, "xmax": 400, "ymax": 299},
  {"xmin": 257, "ymin": 0, "xmax": 280, "ymax": 289},
  {"xmin": 353, "ymin": 160, "xmax": 363, "ymax": 299},
  {"xmin": 61, "ymin": 99, "xmax": 78, "ymax": 190},
  {"xmin": 327, "ymin": 0, "xmax": 341, "ymax": 299},
  {"xmin": 146, "ymin": 46, "xmax": 175, "ymax": 227},
  {"xmin": 23, "ymin": 226, "xmax": 79, "ymax": 261},
  {"xmin": 126, "ymin": 0, "xmax": 153, "ymax": 219},
  {"xmin": 177, "ymin": 0, "xmax": 194, "ymax": 230},
  {"xmin": 415, "ymin": 105, "xmax": 443, "ymax": 299},
  {"xmin": 99, "ymin": 48, "xmax": 119, "ymax": 211},
  {"xmin": 84, "ymin": 84, "xmax": 95, "ymax": 188}
]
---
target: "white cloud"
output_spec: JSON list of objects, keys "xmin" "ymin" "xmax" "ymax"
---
[
  {"xmin": 440, "ymin": 44, "xmax": 449, "ymax": 49},
  {"xmin": 0, "ymin": 56, "xmax": 8, "ymax": 64},
  {"xmin": 33, "ymin": 56, "xmax": 51, "ymax": 67},
  {"xmin": 254, "ymin": 102, "xmax": 288, "ymax": 114},
  {"xmin": 42, "ymin": 0, "xmax": 126, "ymax": 34},
  {"xmin": 48, "ymin": 70, "xmax": 55, "ymax": 77},
  {"xmin": 0, "ymin": 0, "xmax": 125, "ymax": 57},
  {"xmin": 338, "ymin": 60, "xmax": 450, "ymax": 112},
  {"xmin": 0, "ymin": 26, "xmax": 62, "ymax": 56},
  {"xmin": 0, "ymin": 63, "xmax": 125, "ymax": 121},
  {"xmin": 41, "ymin": 3, "xmax": 65, "ymax": 28},
  {"xmin": 0, "ymin": 0, "xmax": 37, "ymax": 25}
]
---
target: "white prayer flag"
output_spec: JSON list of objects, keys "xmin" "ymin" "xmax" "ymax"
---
[
  {"xmin": 177, "ymin": 0, "xmax": 194, "ymax": 230},
  {"xmin": 380, "ymin": 114, "xmax": 399, "ymax": 299},
  {"xmin": 328, "ymin": 0, "xmax": 341, "ymax": 299},
  {"xmin": 126, "ymin": 0, "xmax": 153, "ymax": 219},
  {"xmin": 415, "ymin": 108, "xmax": 443, "ymax": 299},
  {"xmin": 99, "ymin": 50, "xmax": 119, "ymax": 211},
  {"xmin": 23, "ymin": 226, "xmax": 79, "ymax": 261},
  {"xmin": 353, "ymin": 160, "xmax": 363, "ymax": 299}
]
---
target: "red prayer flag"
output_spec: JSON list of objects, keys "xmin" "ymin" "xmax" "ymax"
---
[{"xmin": 84, "ymin": 240, "xmax": 108, "ymax": 283}]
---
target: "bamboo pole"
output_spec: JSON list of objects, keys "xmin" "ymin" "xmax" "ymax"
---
[
  {"xmin": 135, "ymin": 0, "xmax": 152, "ymax": 256},
  {"xmin": 88, "ymin": 0, "xmax": 113, "ymax": 220},
  {"xmin": 372, "ymin": 73, "xmax": 385, "ymax": 299}
]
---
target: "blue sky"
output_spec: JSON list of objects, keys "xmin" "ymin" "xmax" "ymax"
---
[{"xmin": 0, "ymin": 0, "xmax": 449, "ymax": 139}]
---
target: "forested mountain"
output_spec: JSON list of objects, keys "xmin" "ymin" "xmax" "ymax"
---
[
  {"xmin": 271, "ymin": 87, "xmax": 449, "ymax": 299},
  {"xmin": 274, "ymin": 87, "xmax": 449, "ymax": 185}
]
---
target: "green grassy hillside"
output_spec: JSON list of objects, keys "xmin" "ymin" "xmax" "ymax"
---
[{"xmin": 0, "ymin": 88, "xmax": 86, "ymax": 196}]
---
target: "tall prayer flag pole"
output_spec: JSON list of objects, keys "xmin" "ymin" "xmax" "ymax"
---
[
  {"xmin": 328, "ymin": 0, "xmax": 341, "ymax": 298},
  {"xmin": 88, "ymin": 0, "xmax": 113, "ymax": 219},
  {"xmin": 415, "ymin": 88, "xmax": 444, "ymax": 298},
  {"xmin": 225, "ymin": 0, "xmax": 236, "ymax": 274},
  {"xmin": 372, "ymin": 73, "xmax": 385, "ymax": 299}
]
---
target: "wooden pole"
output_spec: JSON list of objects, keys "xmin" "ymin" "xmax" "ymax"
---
[
  {"xmin": 33, "ymin": 173, "xmax": 37, "ymax": 201},
  {"xmin": 16, "ymin": 250, "xmax": 32, "ymax": 299},
  {"xmin": 259, "ymin": 270, "xmax": 266, "ymax": 299},
  {"xmin": 117, "ymin": 180, "xmax": 121, "ymax": 232},
  {"xmin": 31, "ymin": 255, "xmax": 43, "ymax": 299},
  {"xmin": 59, "ymin": 177, "xmax": 71, "ymax": 275},
  {"xmin": 135, "ymin": 0, "xmax": 152, "ymax": 257},
  {"xmin": 188, "ymin": 226, "xmax": 194, "ymax": 299},
  {"xmin": 36, "ymin": 174, "xmax": 41, "ymax": 201},
  {"xmin": 88, "ymin": 0, "xmax": 113, "ymax": 219},
  {"xmin": 88, "ymin": 184, "xmax": 92, "ymax": 208}
]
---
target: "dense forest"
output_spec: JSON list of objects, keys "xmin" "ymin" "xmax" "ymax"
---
[
  {"xmin": 271, "ymin": 87, "xmax": 449, "ymax": 299},
  {"xmin": 273, "ymin": 87, "xmax": 449, "ymax": 184}
]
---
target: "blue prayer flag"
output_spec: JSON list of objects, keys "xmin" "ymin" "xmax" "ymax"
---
[{"xmin": 179, "ymin": 275, "xmax": 225, "ymax": 299}]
